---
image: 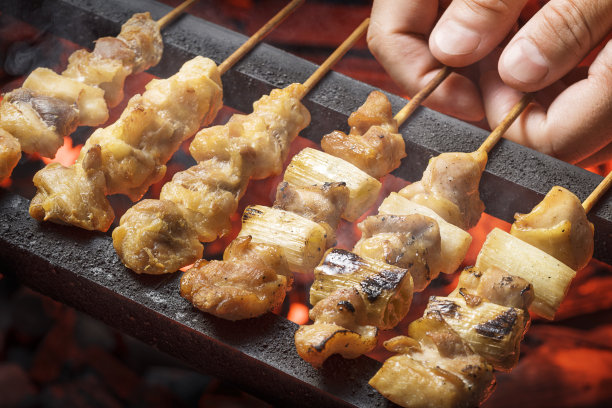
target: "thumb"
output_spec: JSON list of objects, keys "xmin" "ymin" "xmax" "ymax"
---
[{"xmin": 499, "ymin": 0, "xmax": 612, "ymax": 91}]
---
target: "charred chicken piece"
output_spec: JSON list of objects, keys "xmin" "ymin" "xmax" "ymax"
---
[
  {"xmin": 296, "ymin": 249, "xmax": 413, "ymax": 367},
  {"xmin": 354, "ymin": 214, "xmax": 442, "ymax": 292},
  {"xmin": 510, "ymin": 186, "xmax": 594, "ymax": 271},
  {"xmin": 274, "ymin": 181, "xmax": 349, "ymax": 246},
  {"xmin": 294, "ymin": 288, "xmax": 378, "ymax": 368},
  {"xmin": 369, "ymin": 315, "xmax": 495, "ymax": 408},
  {"xmin": 180, "ymin": 236, "xmax": 292, "ymax": 320},
  {"xmin": 321, "ymin": 90, "xmax": 405, "ymax": 178},
  {"xmin": 29, "ymin": 145, "xmax": 114, "ymax": 231},
  {"xmin": 0, "ymin": 129, "xmax": 21, "ymax": 180},
  {"xmin": 399, "ymin": 150, "xmax": 487, "ymax": 230}
]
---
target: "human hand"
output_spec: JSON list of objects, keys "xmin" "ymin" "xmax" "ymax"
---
[{"xmin": 368, "ymin": 0, "xmax": 612, "ymax": 167}]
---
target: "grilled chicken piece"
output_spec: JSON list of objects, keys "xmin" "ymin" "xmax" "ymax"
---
[
  {"xmin": 296, "ymin": 249, "xmax": 413, "ymax": 367},
  {"xmin": 0, "ymin": 88, "xmax": 79, "ymax": 158},
  {"xmin": 294, "ymin": 288, "xmax": 378, "ymax": 368},
  {"xmin": 180, "ymin": 236, "xmax": 292, "ymax": 320},
  {"xmin": 354, "ymin": 214, "xmax": 442, "ymax": 291},
  {"xmin": 369, "ymin": 315, "xmax": 495, "ymax": 408},
  {"xmin": 399, "ymin": 150, "xmax": 487, "ymax": 230},
  {"xmin": 112, "ymin": 199, "xmax": 203, "ymax": 275},
  {"xmin": 321, "ymin": 91, "xmax": 405, "ymax": 178},
  {"xmin": 274, "ymin": 181, "xmax": 349, "ymax": 246},
  {"xmin": 191, "ymin": 83, "xmax": 310, "ymax": 180},
  {"xmin": 0, "ymin": 129, "xmax": 21, "ymax": 179},
  {"xmin": 31, "ymin": 56, "xmax": 223, "ymax": 232},
  {"xmin": 63, "ymin": 12, "xmax": 162, "ymax": 107},
  {"xmin": 449, "ymin": 266, "xmax": 535, "ymax": 312},
  {"xmin": 114, "ymin": 84, "xmax": 310, "ymax": 274},
  {"xmin": 510, "ymin": 186, "xmax": 594, "ymax": 270},
  {"xmin": 29, "ymin": 145, "xmax": 114, "ymax": 231}
]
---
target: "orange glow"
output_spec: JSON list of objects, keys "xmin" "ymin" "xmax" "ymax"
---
[
  {"xmin": 286, "ymin": 302, "xmax": 309, "ymax": 325},
  {"xmin": 41, "ymin": 137, "xmax": 82, "ymax": 167}
]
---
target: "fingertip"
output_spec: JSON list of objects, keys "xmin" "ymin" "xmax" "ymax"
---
[
  {"xmin": 499, "ymin": 38, "xmax": 550, "ymax": 91},
  {"xmin": 424, "ymin": 72, "xmax": 485, "ymax": 122}
]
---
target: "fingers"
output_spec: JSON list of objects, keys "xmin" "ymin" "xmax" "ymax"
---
[
  {"xmin": 430, "ymin": 0, "xmax": 528, "ymax": 67},
  {"xmin": 368, "ymin": 0, "xmax": 484, "ymax": 121},
  {"xmin": 499, "ymin": 0, "xmax": 612, "ymax": 91},
  {"xmin": 481, "ymin": 39, "xmax": 612, "ymax": 165}
]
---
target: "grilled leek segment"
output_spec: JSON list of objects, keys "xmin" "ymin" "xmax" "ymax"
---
[
  {"xmin": 475, "ymin": 228, "xmax": 576, "ymax": 320},
  {"xmin": 237, "ymin": 205, "xmax": 327, "ymax": 274},
  {"xmin": 283, "ymin": 147, "xmax": 381, "ymax": 222},
  {"xmin": 311, "ymin": 248, "xmax": 413, "ymax": 329}
]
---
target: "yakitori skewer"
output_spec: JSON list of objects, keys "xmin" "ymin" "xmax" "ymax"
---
[
  {"xmin": 177, "ymin": 40, "xmax": 449, "ymax": 326},
  {"xmin": 0, "ymin": 0, "xmax": 199, "ymax": 180},
  {"xmin": 370, "ymin": 170, "xmax": 609, "ymax": 408},
  {"xmin": 29, "ymin": 0, "xmax": 304, "ymax": 232},
  {"xmin": 114, "ymin": 17, "xmax": 370, "ymax": 278},
  {"xmin": 294, "ymin": 94, "xmax": 534, "ymax": 367}
]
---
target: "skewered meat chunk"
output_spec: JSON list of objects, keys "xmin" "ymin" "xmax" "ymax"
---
[
  {"xmin": 112, "ymin": 199, "xmax": 203, "ymax": 275},
  {"xmin": 114, "ymin": 84, "xmax": 310, "ymax": 274},
  {"xmin": 0, "ymin": 129, "xmax": 21, "ymax": 179},
  {"xmin": 510, "ymin": 186, "xmax": 594, "ymax": 270},
  {"xmin": 23, "ymin": 68, "xmax": 109, "ymax": 127},
  {"xmin": 29, "ymin": 145, "xmax": 114, "ymax": 231},
  {"xmin": 476, "ymin": 228, "xmax": 577, "ymax": 320},
  {"xmin": 378, "ymin": 192, "xmax": 471, "ymax": 275},
  {"xmin": 294, "ymin": 288, "xmax": 378, "ymax": 367},
  {"xmin": 354, "ymin": 214, "xmax": 442, "ymax": 291},
  {"xmin": 191, "ymin": 84, "xmax": 310, "ymax": 180},
  {"xmin": 274, "ymin": 181, "xmax": 349, "ymax": 246},
  {"xmin": 321, "ymin": 91, "xmax": 405, "ymax": 178},
  {"xmin": 0, "ymin": 88, "xmax": 79, "ymax": 158},
  {"xmin": 449, "ymin": 266, "xmax": 535, "ymax": 312},
  {"xmin": 31, "ymin": 56, "xmax": 223, "ymax": 231},
  {"xmin": 369, "ymin": 315, "xmax": 495, "ymax": 408},
  {"xmin": 399, "ymin": 150, "xmax": 487, "ymax": 230},
  {"xmin": 297, "ymin": 249, "xmax": 413, "ymax": 367},
  {"xmin": 180, "ymin": 236, "xmax": 292, "ymax": 320},
  {"xmin": 62, "ymin": 12, "xmax": 162, "ymax": 107}
]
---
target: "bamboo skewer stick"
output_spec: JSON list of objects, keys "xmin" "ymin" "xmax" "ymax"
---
[
  {"xmin": 477, "ymin": 93, "xmax": 534, "ymax": 154},
  {"xmin": 300, "ymin": 18, "xmax": 370, "ymax": 98},
  {"xmin": 156, "ymin": 0, "xmax": 199, "ymax": 29},
  {"xmin": 582, "ymin": 171, "xmax": 612, "ymax": 213},
  {"xmin": 394, "ymin": 65, "xmax": 451, "ymax": 125},
  {"xmin": 218, "ymin": 0, "xmax": 305, "ymax": 75}
]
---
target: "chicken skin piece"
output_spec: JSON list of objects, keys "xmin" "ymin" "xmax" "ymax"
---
[
  {"xmin": 510, "ymin": 186, "xmax": 594, "ymax": 270},
  {"xmin": 180, "ymin": 236, "xmax": 292, "ymax": 320},
  {"xmin": 399, "ymin": 150, "xmax": 487, "ymax": 230},
  {"xmin": 321, "ymin": 90, "xmax": 405, "ymax": 179}
]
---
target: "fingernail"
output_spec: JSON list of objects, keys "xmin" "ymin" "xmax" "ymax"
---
[
  {"xmin": 433, "ymin": 21, "xmax": 481, "ymax": 56},
  {"xmin": 502, "ymin": 38, "xmax": 549, "ymax": 83}
]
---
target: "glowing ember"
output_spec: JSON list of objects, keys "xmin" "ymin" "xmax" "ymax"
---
[
  {"xmin": 41, "ymin": 137, "xmax": 82, "ymax": 167},
  {"xmin": 286, "ymin": 302, "xmax": 309, "ymax": 325}
]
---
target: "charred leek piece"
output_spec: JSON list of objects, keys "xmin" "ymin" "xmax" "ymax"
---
[
  {"xmin": 425, "ymin": 296, "xmax": 527, "ymax": 371},
  {"xmin": 283, "ymin": 147, "xmax": 381, "ymax": 222},
  {"xmin": 311, "ymin": 248, "xmax": 413, "ymax": 329},
  {"xmin": 475, "ymin": 228, "xmax": 576, "ymax": 319},
  {"xmin": 378, "ymin": 192, "xmax": 471, "ymax": 274},
  {"xmin": 237, "ymin": 205, "xmax": 327, "ymax": 274}
]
